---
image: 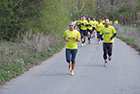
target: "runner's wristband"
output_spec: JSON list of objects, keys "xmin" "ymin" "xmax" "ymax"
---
[{"xmin": 76, "ymin": 39, "xmax": 78, "ymax": 41}]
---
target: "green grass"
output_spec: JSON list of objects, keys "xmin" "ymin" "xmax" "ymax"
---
[
  {"xmin": 117, "ymin": 35, "xmax": 139, "ymax": 51},
  {"xmin": 114, "ymin": 24, "xmax": 140, "ymax": 55}
]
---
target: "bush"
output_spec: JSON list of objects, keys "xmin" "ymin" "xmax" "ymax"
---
[{"xmin": 0, "ymin": 0, "xmax": 40, "ymax": 41}]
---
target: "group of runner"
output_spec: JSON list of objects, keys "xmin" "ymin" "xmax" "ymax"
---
[
  {"xmin": 63, "ymin": 16, "xmax": 117, "ymax": 75},
  {"xmin": 74, "ymin": 16, "xmax": 98, "ymax": 45},
  {"xmin": 74, "ymin": 16, "xmax": 118, "ymax": 45}
]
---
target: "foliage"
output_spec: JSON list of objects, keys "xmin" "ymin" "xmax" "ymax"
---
[
  {"xmin": 0, "ymin": 30, "xmax": 65, "ymax": 85},
  {"xmin": 71, "ymin": 0, "xmax": 95, "ymax": 19},
  {"xmin": 0, "ymin": 60, "xmax": 23, "ymax": 84},
  {"xmin": 38, "ymin": 0, "xmax": 75, "ymax": 35},
  {"xmin": 0, "ymin": 0, "xmax": 40, "ymax": 40},
  {"xmin": 94, "ymin": 0, "xmax": 140, "ymax": 21},
  {"xmin": 0, "ymin": 0, "xmax": 74, "ymax": 85}
]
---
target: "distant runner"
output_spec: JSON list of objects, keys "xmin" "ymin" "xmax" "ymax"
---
[
  {"xmin": 87, "ymin": 18, "xmax": 94, "ymax": 44},
  {"xmin": 114, "ymin": 20, "xmax": 118, "ymax": 24},
  {"xmin": 101, "ymin": 17, "xmax": 105, "ymax": 26},
  {"xmin": 96, "ymin": 19, "xmax": 104, "ymax": 44},
  {"xmin": 80, "ymin": 16, "xmax": 88, "ymax": 46},
  {"xmin": 91, "ymin": 18, "xmax": 97, "ymax": 38}
]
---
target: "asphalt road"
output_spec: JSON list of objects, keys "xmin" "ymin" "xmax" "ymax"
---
[{"xmin": 0, "ymin": 37, "xmax": 140, "ymax": 94}]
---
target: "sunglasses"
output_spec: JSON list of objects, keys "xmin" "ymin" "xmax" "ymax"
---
[{"xmin": 69, "ymin": 25, "xmax": 74, "ymax": 26}]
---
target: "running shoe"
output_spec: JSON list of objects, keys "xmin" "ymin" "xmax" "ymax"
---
[
  {"xmin": 88, "ymin": 40, "xmax": 91, "ymax": 44},
  {"xmin": 91, "ymin": 34, "xmax": 95, "ymax": 38},
  {"xmin": 68, "ymin": 64, "xmax": 72, "ymax": 70},
  {"xmin": 70, "ymin": 70, "xmax": 74, "ymax": 75},
  {"xmin": 108, "ymin": 56, "xmax": 112, "ymax": 61},
  {"xmin": 84, "ymin": 42, "xmax": 86, "ymax": 46},
  {"xmin": 104, "ymin": 63, "xmax": 108, "ymax": 67},
  {"xmin": 81, "ymin": 43, "xmax": 84, "ymax": 46}
]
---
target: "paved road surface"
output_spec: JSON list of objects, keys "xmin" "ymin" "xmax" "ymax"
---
[{"xmin": 0, "ymin": 37, "xmax": 140, "ymax": 94}]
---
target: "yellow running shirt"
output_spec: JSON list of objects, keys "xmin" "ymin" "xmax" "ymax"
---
[
  {"xmin": 75, "ymin": 20, "xmax": 81, "ymax": 26},
  {"xmin": 96, "ymin": 22, "xmax": 104, "ymax": 32},
  {"xmin": 101, "ymin": 20, "xmax": 105, "ymax": 26},
  {"xmin": 87, "ymin": 21, "xmax": 94, "ymax": 30},
  {"xmin": 91, "ymin": 20, "xmax": 97, "ymax": 26},
  {"xmin": 74, "ymin": 21, "xmax": 77, "ymax": 26},
  {"xmin": 110, "ymin": 21, "xmax": 113, "ymax": 25},
  {"xmin": 78, "ymin": 20, "xmax": 81, "ymax": 25},
  {"xmin": 114, "ymin": 20, "xmax": 118, "ymax": 24},
  {"xmin": 100, "ymin": 26, "xmax": 116, "ymax": 43},
  {"xmin": 63, "ymin": 29, "xmax": 81, "ymax": 49},
  {"xmin": 80, "ymin": 20, "xmax": 88, "ymax": 30}
]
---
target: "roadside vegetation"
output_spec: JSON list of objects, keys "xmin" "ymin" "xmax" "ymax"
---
[
  {"xmin": 0, "ymin": 30, "xmax": 65, "ymax": 85},
  {"xmin": 114, "ymin": 24, "xmax": 140, "ymax": 54},
  {"xmin": 0, "ymin": 0, "xmax": 76, "ymax": 85}
]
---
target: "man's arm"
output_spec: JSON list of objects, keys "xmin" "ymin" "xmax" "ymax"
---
[
  {"xmin": 100, "ymin": 34, "xmax": 103, "ymax": 40},
  {"xmin": 110, "ymin": 27, "xmax": 117, "ymax": 40},
  {"xmin": 63, "ymin": 37, "xmax": 68, "ymax": 42},
  {"xmin": 100, "ymin": 29, "xmax": 103, "ymax": 40},
  {"xmin": 110, "ymin": 33, "xmax": 117, "ymax": 40},
  {"xmin": 73, "ymin": 37, "xmax": 80, "ymax": 42}
]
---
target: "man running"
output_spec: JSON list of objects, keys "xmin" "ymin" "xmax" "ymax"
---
[
  {"xmin": 100, "ymin": 19, "xmax": 117, "ymax": 67},
  {"xmin": 101, "ymin": 17, "xmax": 105, "ymax": 26},
  {"xmin": 96, "ymin": 19, "xmax": 104, "ymax": 44},
  {"xmin": 80, "ymin": 16, "xmax": 88, "ymax": 46},
  {"xmin": 75, "ymin": 18, "xmax": 81, "ymax": 31},
  {"xmin": 63, "ymin": 21, "xmax": 81, "ymax": 75},
  {"xmin": 114, "ymin": 20, "xmax": 118, "ymax": 24},
  {"xmin": 91, "ymin": 18, "xmax": 97, "ymax": 38},
  {"xmin": 110, "ymin": 20, "xmax": 113, "ymax": 25},
  {"xmin": 87, "ymin": 18, "xmax": 95, "ymax": 44},
  {"xmin": 92, "ymin": 18, "xmax": 98, "ymax": 25},
  {"xmin": 73, "ymin": 19, "xmax": 77, "ymax": 29}
]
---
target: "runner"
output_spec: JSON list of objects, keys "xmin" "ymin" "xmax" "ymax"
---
[
  {"xmin": 114, "ymin": 20, "xmax": 118, "ymax": 24},
  {"xmin": 110, "ymin": 20, "xmax": 113, "ymax": 25},
  {"xmin": 91, "ymin": 18, "xmax": 97, "ymax": 38},
  {"xmin": 87, "ymin": 18, "xmax": 94, "ymax": 44},
  {"xmin": 73, "ymin": 19, "xmax": 77, "ymax": 29},
  {"xmin": 80, "ymin": 16, "xmax": 88, "ymax": 46},
  {"xmin": 78, "ymin": 17, "xmax": 82, "ymax": 36},
  {"xmin": 101, "ymin": 17, "xmax": 105, "ymax": 26},
  {"xmin": 96, "ymin": 19, "xmax": 104, "ymax": 44},
  {"xmin": 75, "ymin": 18, "xmax": 81, "ymax": 31},
  {"xmin": 92, "ymin": 18, "xmax": 98, "ymax": 25},
  {"xmin": 100, "ymin": 19, "xmax": 117, "ymax": 67},
  {"xmin": 63, "ymin": 21, "xmax": 81, "ymax": 75}
]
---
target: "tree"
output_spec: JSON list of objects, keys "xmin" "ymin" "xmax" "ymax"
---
[
  {"xmin": 70, "ymin": 0, "xmax": 95, "ymax": 19},
  {"xmin": 94, "ymin": 0, "xmax": 139, "ymax": 21}
]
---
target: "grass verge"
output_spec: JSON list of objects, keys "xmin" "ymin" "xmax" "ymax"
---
[
  {"xmin": 0, "ymin": 30, "xmax": 65, "ymax": 86},
  {"xmin": 114, "ymin": 24, "xmax": 140, "ymax": 54}
]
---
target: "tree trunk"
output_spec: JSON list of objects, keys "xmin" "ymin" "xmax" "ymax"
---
[{"xmin": 97, "ymin": 0, "xmax": 101, "ymax": 19}]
